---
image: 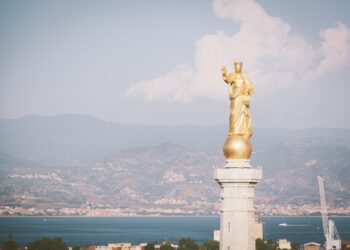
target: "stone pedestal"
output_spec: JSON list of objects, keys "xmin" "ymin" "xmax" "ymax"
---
[{"xmin": 214, "ymin": 159, "xmax": 262, "ymax": 250}]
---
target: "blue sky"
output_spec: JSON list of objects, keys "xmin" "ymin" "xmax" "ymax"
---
[{"xmin": 1, "ymin": 0, "xmax": 350, "ymax": 128}]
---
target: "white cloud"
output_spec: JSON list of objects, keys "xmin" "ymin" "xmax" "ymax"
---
[
  {"xmin": 126, "ymin": 0, "xmax": 350, "ymax": 102},
  {"xmin": 318, "ymin": 22, "xmax": 350, "ymax": 74},
  {"xmin": 125, "ymin": 64, "xmax": 195, "ymax": 102}
]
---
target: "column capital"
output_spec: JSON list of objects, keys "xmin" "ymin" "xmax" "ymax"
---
[{"xmin": 214, "ymin": 167, "xmax": 262, "ymax": 184}]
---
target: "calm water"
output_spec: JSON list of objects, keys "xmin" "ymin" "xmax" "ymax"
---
[{"xmin": 1, "ymin": 216, "xmax": 349, "ymax": 247}]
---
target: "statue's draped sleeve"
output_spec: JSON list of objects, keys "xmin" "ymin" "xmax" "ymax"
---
[{"xmin": 243, "ymin": 74, "xmax": 254, "ymax": 94}]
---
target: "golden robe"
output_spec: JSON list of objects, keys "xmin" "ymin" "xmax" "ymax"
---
[{"xmin": 226, "ymin": 73, "xmax": 254, "ymax": 138}]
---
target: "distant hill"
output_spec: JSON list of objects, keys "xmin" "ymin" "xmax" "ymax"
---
[
  {"xmin": 0, "ymin": 114, "xmax": 225, "ymax": 164},
  {"xmin": 0, "ymin": 114, "xmax": 349, "ymax": 215},
  {"xmin": 1, "ymin": 114, "xmax": 349, "ymax": 164}
]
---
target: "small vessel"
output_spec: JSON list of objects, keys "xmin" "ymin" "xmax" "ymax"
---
[{"xmin": 278, "ymin": 222, "xmax": 309, "ymax": 227}]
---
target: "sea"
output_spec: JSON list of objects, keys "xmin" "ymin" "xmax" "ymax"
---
[{"xmin": 1, "ymin": 216, "xmax": 349, "ymax": 247}]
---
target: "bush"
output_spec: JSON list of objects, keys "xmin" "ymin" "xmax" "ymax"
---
[
  {"xmin": 178, "ymin": 238, "xmax": 199, "ymax": 250},
  {"xmin": 1, "ymin": 233, "xmax": 18, "ymax": 250},
  {"xmin": 256, "ymin": 239, "xmax": 278, "ymax": 250},
  {"xmin": 160, "ymin": 243, "xmax": 174, "ymax": 250},
  {"xmin": 291, "ymin": 242, "xmax": 299, "ymax": 250},
  {"xmin": 201, "ymin": 240, "xmax": 219, "ymax": 250},
  {"xmin": 145, "ymin": 243, "xmax": 155, "ymax": 250},
  {"xmin": 27, "ymin": 237, "xmax": 68, "ymax": 250}
]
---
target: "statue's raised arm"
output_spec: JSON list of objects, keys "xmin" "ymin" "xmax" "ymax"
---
[
  {"xmin": 221, "ymin": 66, "xmax": 229, "ymax": 84},
  {"xmin": 221, "ymin": 65, "xmax": 235, "ymax": 85}
]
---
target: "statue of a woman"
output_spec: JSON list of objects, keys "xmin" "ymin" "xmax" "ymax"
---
[
  {"xmin": 221, "ymin": 61, "xmax": 254, "ymax": 139},
  {"xmin": 221, "ymin": 61, "xmax": 254, "ymax": 160}
]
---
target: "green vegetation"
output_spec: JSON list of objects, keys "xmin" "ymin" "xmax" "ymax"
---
[
  {"xmin": 201, "ymin": 240, "xmax": 219, "ymax": 250},
  {"xmin": 1, "ymin": 233, "xmax": 18, "ymax": 250},
  {"xmin": 160, "ymin": 243, "xmax": 175, "ymax": 250},
  {"xmin": 146, "ymin": 238, "xmax": 217, "ymax": 250},
  {"xmin": 290, "ymin": 242, "xmax": 299, "ymax": 250},
  {"xmin": 27, "ymin": 237, "xmax": 68, "ymax": 250},
  {"xmin": 178, "ymin": 238, "xmax": 199, "ymax": 250},
  {"xmin": 143, "ymin": 238, "xmax": 300, "ymax": 250},
  {"xmin": 255, "ymin": 239, "xmax": 300, "ymax": 250},
  {"xmin": 256, "ymin": 239, "xmax": 278, "ymax": 250},
  {"xmin": 22, "ymin": 236, "xmax": 300, "ymax": 250},
  {"xmin": 145, "ymin": 242, "xmax": 156, "ymax": 250}
]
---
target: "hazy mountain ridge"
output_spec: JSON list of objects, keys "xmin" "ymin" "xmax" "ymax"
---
[
  {"xmin": 1, "ymin": 114, "xmax": 349, "ymax": 164},
  {"xmin": 0, "ymin": 114, "xmax": 225, "ymax": 164},
  {"xmin": 0, "ymin": 114, "xmax": 349, "ymax": 215}
]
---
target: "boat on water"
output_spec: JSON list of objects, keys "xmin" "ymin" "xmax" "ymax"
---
[{"xmin": 278, "ymin": 222, "xmax": 309, "ymax": 227}]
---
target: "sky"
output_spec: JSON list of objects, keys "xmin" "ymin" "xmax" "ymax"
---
[{"xmin": 1, "ymin": 0, "xmax": 350, "ymax": 128}]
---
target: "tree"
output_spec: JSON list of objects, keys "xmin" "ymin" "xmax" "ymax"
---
[
  {"xmin": 256, "ymin": 239, "xmax": 278, "ymax": 250},
  {"xmin": 160, "ymin": 243, "xmax": 174, "ymax": 250},
  {"xmin": 1, "ymin": 233, "xmax": 18, "ymax": 250},
  {"xmin": 178, "ymin": 238, "xmax": 199, "ymax": 250},
  {"xmin": 291, "ymin": 242, "xmax": 299, "ymax": 250},
  {"xmin": 145, "ymin": 242, "xmax": 155, "ymax": 250},
  {"xmin": 256, "ymin": 238, "xmax": 268, "ymax": 250},
  {"xmin": 27, "ymin": 237, "xmax": 68, "ymax": 250},
  {"xmin": 72, "ymin": 246, "xmax": 81, "ymax": 250},
  {"xmin": 201, "ymin": 240, "xmax": 219, "ymax": 250}
]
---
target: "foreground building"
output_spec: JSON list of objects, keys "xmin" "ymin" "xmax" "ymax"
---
[
  {"xmin": 91, "ymin": 243, "xmax": 147, "ymax": 250},
  {"xmin": 303, "ymin": 242, "xmax": 321, "ymax": 250},
  {"xmin": 277, "ymin": 239, "xmax": 291, "ymax": 250}
]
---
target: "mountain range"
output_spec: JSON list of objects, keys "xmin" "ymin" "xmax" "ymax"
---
[{"xmin": 0, "ymin": 114, "xmax": 349, "ymax": 215}]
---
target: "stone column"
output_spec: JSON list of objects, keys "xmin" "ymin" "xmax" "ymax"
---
[{"xmin": 214, "ymin": 159, "xmax": 262, "ymax": 250}]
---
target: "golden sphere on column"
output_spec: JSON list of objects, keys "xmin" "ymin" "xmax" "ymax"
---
[{"xmin": 223, "ymin": 135, "xmax": 252, "ymax": 159}]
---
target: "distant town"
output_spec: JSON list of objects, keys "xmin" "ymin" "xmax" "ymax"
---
[{"xmin": 1, "ymin": 203, "xmax": 349, "ymax": 216}]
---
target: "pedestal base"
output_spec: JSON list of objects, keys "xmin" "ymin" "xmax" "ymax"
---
[{"xmin": 214, "ymin": 160, "xmax": 262, "ymax": 250}]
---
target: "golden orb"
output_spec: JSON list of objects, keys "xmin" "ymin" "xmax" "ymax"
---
[{"xmin": 223, "ymin": 135, "xmax": 252, "ymax": 159}]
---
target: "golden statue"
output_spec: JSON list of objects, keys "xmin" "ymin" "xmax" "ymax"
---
[{"xmin": 221, "ymin": 61, "xmax": 254, "ymax": 160}]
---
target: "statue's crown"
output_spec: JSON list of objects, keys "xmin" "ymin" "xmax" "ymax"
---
[{"xmin": 233, "ymin": 61, "xmax": 243, "ymax": 71}]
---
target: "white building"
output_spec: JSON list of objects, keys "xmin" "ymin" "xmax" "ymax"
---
[
  {"xmin": 96, "ymin": 243, "xmax": 134, "ymax": 250},
  {"xmin": 254, "ymin": 216, "xmax": 263, "ymax": 240},
  {"xmin": 213, "ymin": 230, "xmax": 220, "ymax": 241},
  {"xmin": 303, "ymin": 242, "xmax": 321, "ymax": 250},
  {"xmin": 277, "ymin": 239, "xmax": 291, "ymax": 250}
]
